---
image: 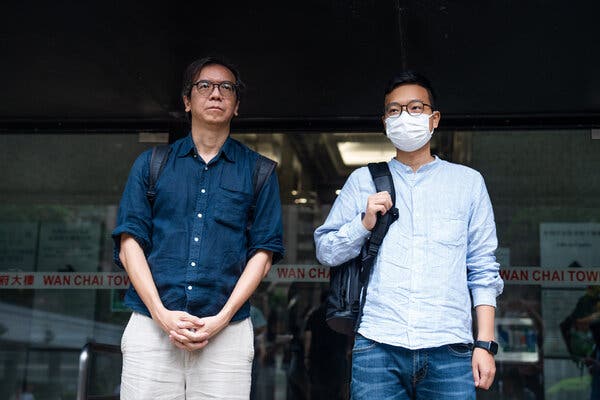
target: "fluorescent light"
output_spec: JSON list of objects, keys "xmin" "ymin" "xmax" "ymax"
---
[{"xmin": 337, "ymin": 142, "xmax": 396, "ymax": 166}]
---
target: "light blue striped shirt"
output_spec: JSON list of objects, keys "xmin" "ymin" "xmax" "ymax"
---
[{"xmin": 314, "ymin": 156, "xmax": 504, "ymax": 349}]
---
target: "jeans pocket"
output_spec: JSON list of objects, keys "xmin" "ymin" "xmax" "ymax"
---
[
  {"xmin": 353, "ymin": 335, "xmax": 378, "ymax": 353},
  {"xmin": 447, "ymin": 343, "xmax": 473, "ymax": 358}
]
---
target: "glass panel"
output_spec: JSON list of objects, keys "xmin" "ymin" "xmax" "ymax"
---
[
  {"xmin": 2, "ymin": 129, "xmax": 599, "ymax": 399},
  {"xmin": 464, "ymin": 130, "xmax": 600, "ymax": 400},
  {"xmin": 0, "ymin": 133, "xmax": 153, "ymax": 400}
]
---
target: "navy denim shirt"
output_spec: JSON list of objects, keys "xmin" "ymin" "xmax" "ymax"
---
[{"xmin": 112, "ymin": 135, "xmax": 284, "ymax": 321}]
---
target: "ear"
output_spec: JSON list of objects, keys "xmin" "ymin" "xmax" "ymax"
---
[
  {"xmin": 183, "ymin": 96, "xmax": 191, "ymax": 112},
  {"xmin": 431, "ymin": 111, "xmax": 441, "ymax": 129},
  {"xmin": 234, "ymin": 101, "xmax": 240, "ymax": 116}
]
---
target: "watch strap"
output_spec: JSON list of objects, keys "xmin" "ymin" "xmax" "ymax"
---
[{"xmin": 474, "ymin": 340, "xmax": 498, "ymax": 355}]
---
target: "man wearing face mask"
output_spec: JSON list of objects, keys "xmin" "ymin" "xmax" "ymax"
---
[{"xmin": 315, "ymin": 71, "xmax": 503, "ymax": 400}]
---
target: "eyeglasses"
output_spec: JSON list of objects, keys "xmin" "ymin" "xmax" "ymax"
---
[
  {"xmin": 385, "ymin": 100, "xmax": 433, "ymax": 118},
  {"xmin": 192, "ymin": 80, "xmax": 238, "ymax": 98}
]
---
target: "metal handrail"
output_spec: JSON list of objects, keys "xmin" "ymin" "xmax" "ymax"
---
[{"xmin": 77, "ymin": 342, "xmax": 121, "ymax": 400}]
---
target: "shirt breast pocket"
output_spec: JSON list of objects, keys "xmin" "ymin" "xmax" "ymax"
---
[
  {"xmin": 428, "ymin": 214, "xmax": 467, "ymax": 268},
  {"xmin": 431, "ymin": 217, "xmax": 466, "ymax": 246},
  {"xmin": 213, "ymin": 183, "xmax": 252, "ymax": 231}
]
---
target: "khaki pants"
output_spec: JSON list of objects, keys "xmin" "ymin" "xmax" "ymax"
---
[{"xmin": 120, "ymin": 312, "xmax": 254, "ymax": 400}]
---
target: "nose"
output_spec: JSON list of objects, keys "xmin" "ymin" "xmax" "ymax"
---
[{"xmin": 208, "ymin": 84, "xmax": 222, "ymax": 99}]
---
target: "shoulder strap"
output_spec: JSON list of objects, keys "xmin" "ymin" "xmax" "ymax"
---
[
  {"xmin": 146, "ymin": 145, "xmax": 172, "ymax": 205},
  {"xmin": 365, "ymin": 162, "xmax": 398, "ymax": 257},
  {"xmin": 248, "ymin": 154, "xmax": 277, "ymax": 230},
  {"xmin": 253, "ymin": 155, "xmax": 277, "ymax": 200},
  {"xmin": 354, "ymin": 162, "xmax": 399, "ymax": 333},
  {"xmin": 359, "ymin": 161, "xmax": 398, "ymax": 279},
  {"xmin": 368, "ymin": 162, "xmax": 396, "ymax": 207}
]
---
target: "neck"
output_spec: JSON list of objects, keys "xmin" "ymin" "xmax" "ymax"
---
[
  {"xmin": 395, "ymin": 145, "xmax": 434, "ymax": 172},
  {"xmin": 191, "ymin": 123, "xmax": 230, "ymax": 163}
]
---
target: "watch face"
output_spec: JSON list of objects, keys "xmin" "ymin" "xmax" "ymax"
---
[
  {"xmin": 489, "ymin": 341, "xmax": 498, "ymax": 355},
  {"xmin": 476, "ymin": 340, "xmax": 498, "ymax": 355}
]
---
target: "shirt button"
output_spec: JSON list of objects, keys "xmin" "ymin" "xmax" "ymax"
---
[
  {"xmin": 190, "ymin": 262, "xmax": 196, "ymax": 267},
  {"xmin": 187, "ymin": 285, "xmax": 192, "ymax": 290},
  {"xmin": 204, "ymin": 166, "xmax": 208, "ymax": 171},
  {"xmin": 197, "ymin": 213, "xmax": 203, "ymax": 218},
  {"xmin": 201, "ymin": 189, "xmax": 206, "ymax": 194},
  {"xmin": 194, "ymin": 237, "xmax": 199, "ymax": 242}
]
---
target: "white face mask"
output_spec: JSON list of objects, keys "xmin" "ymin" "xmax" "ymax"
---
[{"xmin": 385, "ymin": 113, "xmax": 434, "ymax": 152}]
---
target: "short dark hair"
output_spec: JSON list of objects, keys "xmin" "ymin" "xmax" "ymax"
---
[
  {"xmin": 384, "ymin": 71, "xmax": 436, "ymax": 109},
  {"xmin": 181, "ymin": 56, "xmax": 246, "ymax": 101}
]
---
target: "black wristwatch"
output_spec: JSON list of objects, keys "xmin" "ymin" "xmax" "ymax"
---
[{"xmin": 474, "ymin": 340, "xmax": 498, "ymax": 355}]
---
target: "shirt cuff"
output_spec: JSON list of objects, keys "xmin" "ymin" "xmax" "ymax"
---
[
  {"xmin": 111, "ymin": 227, "xmax": 150, "ymax": 269},
  {"xmin": 247, "ymin": 245, "xmax": 285, "ymax": 265},
  {"xmin": 471, "ymin": 288, "xmax": 498, "ymax": 308},
  {"xmin": 346, "ymin": 213, "xmax": 371, "ymax": 244}
]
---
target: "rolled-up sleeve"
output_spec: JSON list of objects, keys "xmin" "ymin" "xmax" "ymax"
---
[
  {"xmin": 247, "ymin": 169, "xmax": 285, "ymax": 264},
  {"xmin": 111, "ymin": 151, "xmax": 153, "ymax": 269},
  {"xmin": 314, "ymin": 169, "xmax": 371, "ymax": 267},
  {"xmin": 466, "ymin": 174, "xmax": 504, "ymax": 307}
]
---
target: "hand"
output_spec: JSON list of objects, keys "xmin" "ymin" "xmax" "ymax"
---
[
  {"xmin": 169, "ymin": 313, "xmax": 230, "ymax": 352},
  {"xmin": 362, "ymin": 191, "xmax": 393, "ymax": 231},
  {"xmin": 575, "ymin": 311, "xmax": 600, "ymax": 330},
  {"xmin": 585, "ymin": 356, "xmax": 600, "ymax": 373},
  {"xmin": 152, "ymin": 308, "xmax": 204, "ymax": 336},
  {"xmin": 472, "ymin": 348, "xmax": 496, "ymax": 390},
  {"xmin": 152, "ymin": 308, "xmax": 209, "ymax": 351}
]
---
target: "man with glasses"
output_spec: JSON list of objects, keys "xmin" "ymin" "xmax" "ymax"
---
[
  {"xmin": 315, "ymin": 71, "xmax": 503, "ymax": 399},
  {"xmin": 113, "ymin": 57, "xmax": 284, "ymax": 399}
]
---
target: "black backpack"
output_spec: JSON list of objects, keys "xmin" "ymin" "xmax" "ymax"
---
[
  {"xmin": 325, "ymin": 162, "xmax": 398, "ymax": 336},
  {"xmin": 146, "ymin": 145, "xmax": 276, "ymax": 227}
]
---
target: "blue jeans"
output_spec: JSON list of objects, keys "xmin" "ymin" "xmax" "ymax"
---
[{"xmin": 351, "ymin": 335, "xmax": 475, "ymax": 400}]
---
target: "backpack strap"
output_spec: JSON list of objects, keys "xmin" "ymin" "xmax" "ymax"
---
[
  {"xmin": 145, "ymin": 146, "xmax": 274, "ymax": 219},
  {"xmin": 248, "ymin": 154, "xmax": 277, "ymax": 230},
  {"xmin": 365, "ymin": 162, "xmax": 399, "ymax": 259},
  {"xmin": 253, "ymin": 155, "xmax": 277, "ymax": 200},
  {"xmin": 355, "ymin": 161, "xmax": 399, "ymax": 332},
  {"xmin": 146, "ymin": 145, "xmax": 172, "ymax": 205}
]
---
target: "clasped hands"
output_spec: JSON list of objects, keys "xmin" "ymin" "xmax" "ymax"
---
[{"xmin": 154, "ymin": 308, "xmax": 229, "ymax": 352}]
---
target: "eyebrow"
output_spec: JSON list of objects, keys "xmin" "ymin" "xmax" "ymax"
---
[
  {"xmin": 194, "ymin": 79, "xmax": 236, "ymax": 84},
  {"xmin": 385, "ymin": 99, "xmax": 425, "ymax": 106}
]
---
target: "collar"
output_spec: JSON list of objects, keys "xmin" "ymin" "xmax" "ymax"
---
[
  {"xmin": 390, "ymin": 154, "xmax": 440, "ymax": 174},
  {"xmin": 176, "ymin": 134, "xmax": 196, "ymax": 158},
  {"xmin": 176, "ymin": 134, "xmax": 236, "ymax": 163}
]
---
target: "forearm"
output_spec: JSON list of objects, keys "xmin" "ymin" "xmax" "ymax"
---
[
  {"xmin": 578, "ymin": 311, "xmax": 600, "ymax": 324},
  {"xmin": 315, "ymin": 213, "xmax": 369, "ymax": 266},
  {"xmin": 120, "ymin": 234, "xmax": 165, "ymax": 317},
  {"xmin": 219, "ymin": 250, "xmax": 273, "ymax": 321},
  {"xmin": 475, "ymin": 305, "xmax": 496, "ymax": 341}
]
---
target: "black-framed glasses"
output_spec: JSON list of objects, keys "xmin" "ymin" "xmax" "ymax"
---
[
  {"xmin": 385, "ymin": 100, "xmax": 433, "ymax": 117},
  {"xmin": 192, "ymin": 80, "xmax": 238, "ymax": 98}
]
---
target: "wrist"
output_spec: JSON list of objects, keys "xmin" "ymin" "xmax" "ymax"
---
[
  {"xmin": 149, "ymin": 303, "xmax": 167, "ymax": 319},
  {"xmin": 218, "ymin": 307, "xmax": 234, "ymax": 323},
  {"xmin": 474, "ymin": 340, "xmax": 498, "ymax": 355},
  {"xmin": 361, "ymin": 212, "xmax": 375, "ymax": 231}
]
